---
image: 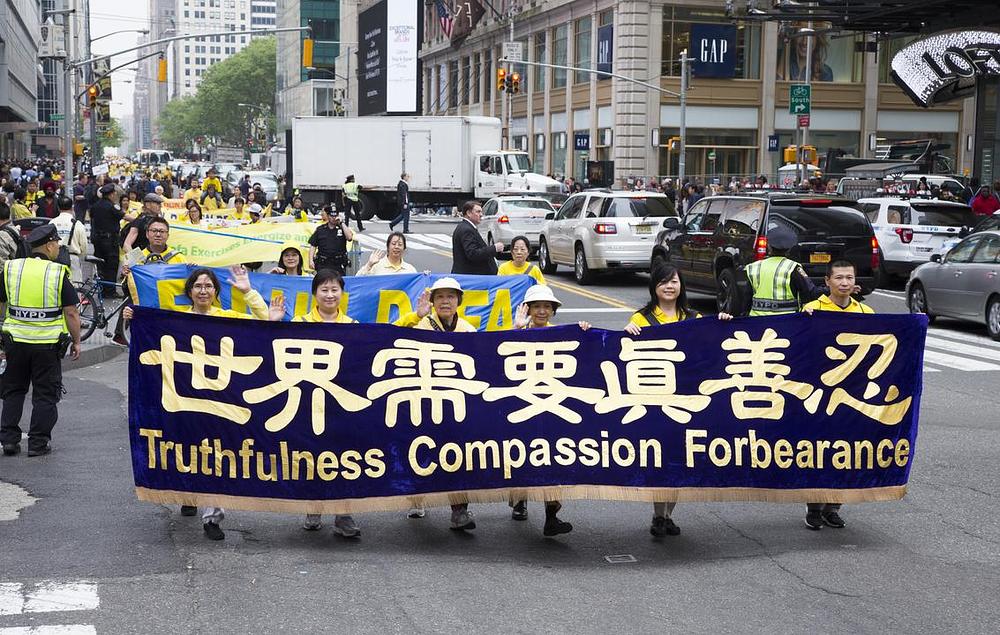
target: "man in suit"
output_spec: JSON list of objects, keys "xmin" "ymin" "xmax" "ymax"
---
[
  {"xmin": 390, "ymin": 172, "xmax": 411, "ymax": 234},
  {"xmin": 451, "ymin": 201, "xmax": 503, "ymax": 275}
]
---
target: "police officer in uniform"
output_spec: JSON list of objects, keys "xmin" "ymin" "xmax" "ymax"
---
[
  {"xmin": 341, "ymin": 175, "xmax": 364, "ymax": 231},
  {"xmin": 89, "ymin": 184, "xmax": 132, "ymax": 298},
  {"xmin": 307, "ymin": 205, "xmax": 354, "ymax": 274},
  {"xmin": 0, "ymin": 225, "xmax": 82, "ymax": 457},
  {"xmin": 742, "ymin": 227, "xmax": 822, "ymax": 316}
]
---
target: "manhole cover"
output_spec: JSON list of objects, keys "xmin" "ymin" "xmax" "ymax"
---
[{"xmin": 604, "ymin": 554, "xmax": 637, "ymax": 564}]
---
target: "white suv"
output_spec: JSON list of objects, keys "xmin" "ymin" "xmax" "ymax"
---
[
  {"xmin": 537, "ymin": 190, "xmax": 677, "ymax": 284},
  {"xmin": 858, "ymin": 196, "xmax": 976, "ymax": 279}
]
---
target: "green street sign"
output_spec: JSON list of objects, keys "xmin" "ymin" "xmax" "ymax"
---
[
  {"xmin": 708, "ymin": 150, "xmax": 717, "ymax": 161},
  {"xmin": 790, "ymin": 84, "xmax": 811, "ymax": 115},
  {"xmin": 49, "ymin": 113, "xmax": 64, "ymax": 121}
]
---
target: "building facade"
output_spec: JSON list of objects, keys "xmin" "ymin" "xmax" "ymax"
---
[
  {"xmin": 34, "ymin": 0, "xmax": 92, "ymax": 157},
  {"xmin": 175, "ymin": 0, "xmax": 254, "ymax": 98},
  {"xmin": 276, "ymin": 0, "xmax": 344, "ymax": 134},
  {"xmin": 251, "ymin": 0, "xmax": 277, "ymax": 33},
  {"xmin": 420, "ymin": 0, "xmax": 976, "ymax": 184},
  {"xmin": 0, "ymin": 0, "xmax": 43, "ymax": 157}
]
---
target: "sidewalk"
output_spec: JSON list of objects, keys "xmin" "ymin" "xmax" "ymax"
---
[{"xmin": 66, "ymin": 328, "xmax": 125, "ymax": 371}]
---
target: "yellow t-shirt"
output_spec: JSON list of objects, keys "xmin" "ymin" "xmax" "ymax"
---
[
  {"xmin": 183, "ymin": 188, "xmax": 202, "ymax": 202},
  {"xmin": 11, "ymin": 202, "xmax": 32, "ymax": 220},
  {"xmin": 179, "ymin": 290, "xmax": 269, "ymax": 320},
  {"xmin": 202, "ymin": 176, "xmax": 223, "ymax": 193},
  {"xmin": 498, "ymin": 260, "xmax": 546, "ymax": 285},
  {"xmin": 228, "ymin": 209, "xmax": 251, "ymax": 222},
  {"xmin": 293, "ymin": 308, "xmax": 356, "ymax": 323},
  {"xmin": 802, "ymin": 294, "xmax": 874, "ymax": 314},
  {"xmin": 629, "ymin": 306, "xmax": 702, "ymax": 328},
  {"xmin": 414, "ymin": 313, "xmax": 477, "ymax": 332}
]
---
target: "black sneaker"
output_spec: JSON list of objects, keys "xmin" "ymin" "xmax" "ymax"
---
[
  {"xmin": 805, "ymin": 511, "xmax": 824, "ymax": 530},
  {"xmin": 511, "ymin": 500, "xmax": 528, "ymax": 521},
  {"xmin": 180, "ymin": 505, "xmax": 198, "ymax": 517},
  {"xmin": 822, "ymin": 511, "xmax": 846, "ymax": 528},
  {"xmin": 650, "ymin": 515, "xmax": 680, "ymax": 537},
  {"xmin": 543, "ymin": 516, "xmax": 573, "ymax": 536},
  {"xmin": 203, "ymin": 522, "xmax": 225, "ymax": 541},
  {"xmin": 2, "ymin": 444, "xmax": 19, "ymax": 456},
  {"xmin": 27, "ymin": 445, "xmax": 51, "ymax": 457}
]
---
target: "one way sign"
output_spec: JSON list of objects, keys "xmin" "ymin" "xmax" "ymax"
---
[{"xmin": 790, "ymin": 84, "xmax": 811, "ymax": 115}]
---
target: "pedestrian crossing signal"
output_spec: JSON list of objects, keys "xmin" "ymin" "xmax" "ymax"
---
[{"xmin": 497, "ymin": 68, "xmax": 507, "ymax": 92}]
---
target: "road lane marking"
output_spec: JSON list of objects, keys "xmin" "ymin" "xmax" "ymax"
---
[
  {"xmin": 872, "ymin": 290, "xmax": 905, "ymax": 299},
  {"xmin": 0, "ymin": 482, "xmax": 36, "ymax": 522},
  {"xmin": 925, "ymin": 336, "xmax": 1000, "ymax": 361},
  {"xmin": 0, "ymin": 626, "xmax": 97, "ymax": 634},
  {"xmin": 922, "ymin": 350, "xmax": 1000, "ymax": 372},
  {"xmin": 410, "ymin": 234, "xmax": 453, "ymax": 248},
  {"xmin": 928, "ymin": 328, "xmax": 1000, "ymax": 350},
  {"xmin": 0, "ymin": 582, "xmax": 98, "ymax": 616}
]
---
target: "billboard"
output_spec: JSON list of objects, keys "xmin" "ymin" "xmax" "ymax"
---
[
  {"xmin": 358, "ymin": 0, "xmax": 421, "ymax": 116},
  {"xmin": 690, "ymin": 24, "xmax": 737, "ymax": 78}
]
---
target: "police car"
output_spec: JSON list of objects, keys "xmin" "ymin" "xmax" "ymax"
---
[{"xmin": 857, "ymin": 196, "xmax": 976, "ymax": 279}]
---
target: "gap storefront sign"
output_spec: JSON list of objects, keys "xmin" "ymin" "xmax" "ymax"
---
[{"xmin": 690, "ymin": 24, "xmax": 737, "ymax": 79}]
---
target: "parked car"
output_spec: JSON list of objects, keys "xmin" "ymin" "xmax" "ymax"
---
[
  {"xmin": 907, "ymin": 230, "xmax": 1000, "ymax": 339},
  {"xmin": 857, "ymin": 196, "xmax": 975, "ymax": 279},
  {"xmin": 479, "ymin": 195, "xmax": 555, "ymax": 255},
  {"xmin": 651, "ymin": 194, "xmax": 880, "ymax": 313},
  {"xmin": 538, "ymin": 190, "xmax": 676, "ymax": 284},
  {"xmin": 227, "ymin": 170, "xmax": 279, "ymax": 202}
]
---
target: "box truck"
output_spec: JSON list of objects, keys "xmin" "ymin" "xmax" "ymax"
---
[{"xmin": 290, "ymin": 116, "xmax": 561, "ymax": 220}]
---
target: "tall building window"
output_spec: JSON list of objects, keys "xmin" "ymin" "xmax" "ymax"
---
[
  {"xmin": 449, "ymin": 61, "xmax": 459, "ymax": 109},
  {"xmin": 553, "ymin": 25, "xmax": 568, "ymax": 88},
  {"xmin": 461, "ymin": 57, "xmax": 470, "ymax": 106},
  {"xmin": 471, "ymin": 53, "xmax": 480, "ymax": 104},
  {"xmin": 574, "ymin": 17, "xmax": 591, "ymax": 84},
  {"xmin": 533, "ymin": 32, "xmax": 546, "ymax": 92}
]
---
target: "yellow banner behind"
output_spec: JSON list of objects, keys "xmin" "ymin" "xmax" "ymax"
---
[{"xmin": 169, "ymin": 222, "xmax": 319, "ymax": 266}]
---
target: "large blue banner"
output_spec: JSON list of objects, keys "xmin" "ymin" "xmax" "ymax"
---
[
  {"xmin": 130, "ymin": 265, "xmax": 535, "ymax": 330},
  {"xmin": 128, "ymin": 308, "xmax": 926, "ymax": 513}
]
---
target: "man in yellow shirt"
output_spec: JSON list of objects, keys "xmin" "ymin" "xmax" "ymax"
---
[
  {"xmin": 802, "ymin": 259, "xmax": 873, "ymax": 531},
  {"xmin": 183, "ymin": 178, "xmax": 203, "ymax": 203},
  {"xmin": 228, "ymin": 197, "xmax": 251, "ymax": 222}
]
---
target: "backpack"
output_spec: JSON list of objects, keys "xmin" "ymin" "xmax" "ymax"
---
[
  {"xmin": 2, "ymin": 225, "xmax": 30, "ymax": 260},
  {"xmin": 55, "ymin": 219, "xmax": 77, "ymax": 267}
]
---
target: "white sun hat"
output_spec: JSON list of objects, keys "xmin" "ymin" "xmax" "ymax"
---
[
  {"xmin": 429, "ymin": 277, "xmax": 463, "ymax": 294},
  {"xmin": 522, "ymin": 284, "xmax": 561, "ymax": 308}
]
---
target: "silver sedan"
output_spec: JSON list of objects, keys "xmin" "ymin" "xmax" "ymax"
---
[
  {"xmin": 479, "ymin": 196, "xmax": 555, "ymax": 254},
  {"xmin": 907, "ymin": 230, "xmax": 1000, "ymax": 339}
]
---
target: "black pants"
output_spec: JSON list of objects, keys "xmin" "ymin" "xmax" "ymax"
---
[
  {"xmin": 314, "ymin": 256, "xmax": 347, "ymax": 275},
  {"xmin": 343, "ymin": 198, "xmax": 364, "ymax": 230},
  {"xmin": 92, "ymin": 237, "xmax": 120, "ymax": 295},
  {"xmin": 0, "ymin": 342, "xmax": 62, "ymax": 451},
  {"xmin": 390, "ymin": 208, "xmax": 410, "ymax": 232}
]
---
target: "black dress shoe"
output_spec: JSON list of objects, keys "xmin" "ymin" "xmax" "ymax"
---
[
  {"xmin": 180, "ymin": 505, "xmax": 198, "ymax": 517},
  {"xmin": 203, "ymin": 522, "xmax": 225, "ymax": 541},
  {"xmin": 2, "ymin": 444, "xmax": 20, "ymax": 456},
  {"xmin": 27, "ymin": 446, "xmax": 51, "ymax": 457}
]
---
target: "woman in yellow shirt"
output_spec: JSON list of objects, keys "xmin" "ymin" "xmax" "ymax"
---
[
  {"xmin": 497, "ymin": 235, "xmax": 545, "ymax": 284},
  {"xmin": 295, "ymin": 270, "xmax": 362, "ymax": 538},
  {"xmin": 269, "ymin": 243, "xmax": 306, "ymax": 276},
  {"xmin": 181, "ymin": 200, "xmax": 205, "ymax": 227},
  {"xmin": 124, "ymin": 264, "xmax": 283, "ymax": 542},
  {"xmin": 623, "ymin": 263, "xmax": 731, "ymax": 537},
  {"xmin": 507, "ymin": 284, "xmax": 589, "ymax": 536}
]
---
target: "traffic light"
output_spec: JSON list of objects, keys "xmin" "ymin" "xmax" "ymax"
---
[
  {"xmin": 302, "ymin": 38, "xmax": 314, "ymax": 68},
  {"xmin": 87, "ymin": 84, "xmax": 98, "ymax": 107},
  {"xmin": 157, "ymin": 57, "xmax": 167, "ymax": 83},
  {"xmin": 497, "ymin": 68, "xmax": 507, "ymax": 92},
  {"xmin": 511, "ymin": 72, "xmax": 520, "ymax": 94}
]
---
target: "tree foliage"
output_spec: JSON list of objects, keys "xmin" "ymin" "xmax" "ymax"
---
[
  {"xmin": 156, "ymin": 37, "xmax": 276, "ymax": 153},
  {"xmin": 104, "ymin": 117, "xmax": 124, "ymax": 149}
]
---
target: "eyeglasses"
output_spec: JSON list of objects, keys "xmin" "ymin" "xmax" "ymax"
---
[
  {"xmin": 191, "ymin": 284, "xmax": 215, "ymax": 291},
  {"xmin": 148, "ymin": 229, "xmax": 168, "ymax": 234}
]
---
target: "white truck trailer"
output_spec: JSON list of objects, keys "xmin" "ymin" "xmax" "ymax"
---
[{"xmin": 290, "ymin": 116, "xmax": 560, "ymax": 220}]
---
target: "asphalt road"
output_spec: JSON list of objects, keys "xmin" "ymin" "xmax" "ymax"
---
[{"xmin": 1, "ymin": 216, "xmax": 998, "ymax": 633}]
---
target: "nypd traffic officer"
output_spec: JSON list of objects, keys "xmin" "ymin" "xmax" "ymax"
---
[
  {"xmin": 0, "ymin": 224, "xmax": 82, "ymax": 457},
  {"xmin": 742, "ymin": 227, "xmax": 822, "ymax": 316}
]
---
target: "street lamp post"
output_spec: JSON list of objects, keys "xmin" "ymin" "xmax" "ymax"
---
[{"xmin": 90, "ymin": 28, "xmax": 148, "ymax": 44}]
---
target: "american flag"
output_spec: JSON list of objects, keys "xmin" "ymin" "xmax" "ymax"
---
[{"xmin": 435, "ymin": 0, "xmax": 454, "ymax": 39}]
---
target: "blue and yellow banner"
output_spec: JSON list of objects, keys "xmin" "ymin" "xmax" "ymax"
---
[
  {"xmin": 129, "ymin": 265, "xmax": 535, "ymax": 329},
  {"xmin": 128, "ymin": 308, "xmax": 926, "ymax": 513}
]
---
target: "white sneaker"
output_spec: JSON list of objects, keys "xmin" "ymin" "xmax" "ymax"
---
[
  {"xmin": 302, "ymin": 514, "xmax": 322, "ymax": 531},
  {"xmin": 333, "ymin": 514, "xmax": 361, "ymax": 538},
  {"xmin": 407, "ymin": 505, "xmax": 426, "ymax": 519}
]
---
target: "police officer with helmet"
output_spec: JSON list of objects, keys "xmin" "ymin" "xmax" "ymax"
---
[
  {"xmin": 0, "ymin": 224, "xmax": 82, "ymax": 457},
  {"xmin": 742, "ymin": 227, "xmax": 822, "ymax": 316}
]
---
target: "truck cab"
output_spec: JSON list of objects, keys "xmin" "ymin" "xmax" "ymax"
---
[{"xmin": 474, "ymin": 151, "xmax": 560, "ymax": 199}]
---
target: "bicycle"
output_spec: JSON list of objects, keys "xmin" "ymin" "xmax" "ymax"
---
[{"xmin": 75, "ymin": 256, "xmax": 131, "ymax": 344}]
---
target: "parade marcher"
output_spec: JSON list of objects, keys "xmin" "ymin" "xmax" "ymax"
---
[
  {"xmin": 89, "ymin": 184, "xmax": 133, "ymax": 298},
  {"xmin": 451, "ymin": 201, "xmax": 502, "ymax": 275},
  {"xmin": 200, "ymin": 169, "xmax": 224, "ymax": 208},
  {"xmin": 0, "ymin": 202, "xmax": 21, "ymax": 276},
  {"xmin": 624, "ymin": 263, "xmax": 732, "ymax": 536},
  {"xmin": 183, "ymin": 178, "xmax": 202, "ymax": 203},
  {"xmin": 0, "ymin": 224, "xmax": 82, "ymax": 457},
  {"xmin": 284, "ymin": 195, "xmax": 309, "ymax": 222},
  {"xmin": 357, "ymin": 232, "xmax": 417, "ymax": 275},
  {"xmin": 35, "ymin": 189, "xmax": 58, "ymax": 219},
  {"xmin": 801, "ymin": 260, "xmax": 874, "ymax": 531},
  {"xmin": 50, "ymin": 196, "xmax": 87, "ymax": 282},
  {"xmin": 308, "ymin": 205, "xmax": 354, "ymax": 274},
  {"xmin": 508, "ymin": 284, "xmax": 583, "ymax": 536},
  {"xmin": 269, "ymin": 243, "xmax": 306, "ymax": 275},
  {"xmin": 341, "ymin": 174, "xmax": 365, "ymax": 232},
  {"xmin": 24, "ymin": 179, "xmax": 41, "ymax": 209},
  {"xmin": 389, "ymin": 172, "xmax": 411, "ymax": 234},
  {"xmin": 741, "ymin": 227, "xmax": 823, "ymax": 316},
  {"xmin": 228, "ymin": 197, "xmax": 250, "ymax": 222},
  {"xmin": 124, "ymin": 265, "xmax": 283, "ymax": 539},
  {"xmin": 295, "ymin": 270, "xmax": 363, "ymax": 537},
  {"xmin": 182, "ymin": 199, "xmax": 205, "ymax": 226},
  {"xmin": 11, "ymin": 188, "xmax": 31, "ymax": 220},
  {"xmin": 122, "ymin": 193, "xmax": 164, "ymax": 253},
  {"xmin": 497, "ymin": 235, "xmax": 545, "ymax": 284},
  {"xmin": 398, "ymin": 278, "xmax": 477, "ymax": 528}
]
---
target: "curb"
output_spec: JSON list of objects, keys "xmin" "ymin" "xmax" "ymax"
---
[{"xmin": 64, "ymin": 343, "xmax": 125, "ymax": 372}]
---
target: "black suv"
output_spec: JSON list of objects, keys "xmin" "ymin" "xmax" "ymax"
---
[{"xmin": 651, "ymin": 194, "xmax": 880, "ymax": 313}]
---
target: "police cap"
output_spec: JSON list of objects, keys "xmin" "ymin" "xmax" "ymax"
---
[
  {"xmin": 767, "ymin": 227, "xmax": 797, "ymax": 251},
  {"xmin": 27, "ymin": 224, "xmax": 59, "ymax": 248},
  {"xmin": 99, "ymin": 183, "xmax": 117, "ymax": 195}
]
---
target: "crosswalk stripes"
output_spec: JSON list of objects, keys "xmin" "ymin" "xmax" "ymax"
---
[
  {"xmin": 922, "ymin": 333, "xmax": 1000, "ymax": 372},
  {"xmin": 0, "ymin": 581, "xmax": 98, "ymax": 634},
  {"xmin": 355, "ymin": 232, "xmax": 450, "ymax": 252}
]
